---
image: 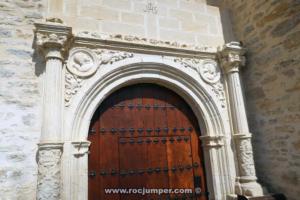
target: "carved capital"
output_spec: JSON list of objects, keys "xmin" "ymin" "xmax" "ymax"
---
[
  {"xmin": 34, "ymin": 22, "xmax": 72, "ymax": 59},
  {"xmin": 218, "ymin": 41, "xmax": 246, "ymax": 73}
]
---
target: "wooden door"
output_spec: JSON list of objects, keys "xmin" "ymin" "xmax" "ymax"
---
[{"xmin": 88, "ymin": 84, "xmax": 208, "ymax": 200}]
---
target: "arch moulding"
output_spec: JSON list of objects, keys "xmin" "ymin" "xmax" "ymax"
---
[{"xmin": 34, "ymin": 21, "xmax": 265, "ymax": 200}]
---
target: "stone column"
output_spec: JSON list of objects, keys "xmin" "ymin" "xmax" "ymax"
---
[
  {"xmin": 219, "ymin": 42, "xmax": 264, "ymax": 197},
  {"xmin": 34, "ymin": 22, "xmax": 72, "ymax": 200}
]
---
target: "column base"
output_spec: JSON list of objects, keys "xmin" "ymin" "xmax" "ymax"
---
[{"xmin": 235, "ymin": 177, "xmax": 264, "ymax": 197}]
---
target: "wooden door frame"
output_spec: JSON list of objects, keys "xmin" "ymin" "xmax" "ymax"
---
[{"xmin": 34, "ymin": 22, "xmax": 264, "ymax": 200}]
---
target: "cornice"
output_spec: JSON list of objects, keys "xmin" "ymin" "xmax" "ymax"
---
[{"xmin": 33, "ymin": 22, "xmax": 220, "ymax": 59}]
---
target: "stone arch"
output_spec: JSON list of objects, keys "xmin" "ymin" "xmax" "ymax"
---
[{"xmin": 64, "ymin": 58, "xmax": 234, "ymax": 200}]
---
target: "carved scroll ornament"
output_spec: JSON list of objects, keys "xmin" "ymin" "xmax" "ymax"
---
[{"xmin": 174, "ymin": 58, "xmax": 225, "ymax": 108}]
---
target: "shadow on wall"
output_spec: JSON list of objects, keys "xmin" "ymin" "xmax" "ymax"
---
[{"xmin": 32, "ymin": 36, "xmax": 45, "ymax": 77}]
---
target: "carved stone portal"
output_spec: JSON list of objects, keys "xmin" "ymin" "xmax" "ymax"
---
[{"xmin": 34, "ymin": 22, "xmax": 266, "ymax": 200}]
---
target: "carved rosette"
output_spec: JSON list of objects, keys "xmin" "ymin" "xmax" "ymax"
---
[
  {"xmin": 67, "ymin": 48, "xmax": 98, "ymax": 77},
  {"xmin": 174, "ymin": 58, "xmax": 226, "ymax": 108},
  {"xmin": 37, "ymin": 143, "xmax": 63, "ymax": 200}
]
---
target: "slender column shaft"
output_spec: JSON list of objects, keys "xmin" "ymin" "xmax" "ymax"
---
[
  {"xmin": 41, "ymin": 48, "xmax": 64, "ymax": 142},
  {"xmin": 220, "ymin": 42, "xmax": 264, "ymax": 197},
  {"xmin": 34, "ymin": 22, "xmax": 72, "ymax": 200}
]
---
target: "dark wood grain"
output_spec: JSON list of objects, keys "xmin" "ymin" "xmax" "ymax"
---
[{"xmin": 88, "ymin": 84, "xmax": 208, "ymax": 200}]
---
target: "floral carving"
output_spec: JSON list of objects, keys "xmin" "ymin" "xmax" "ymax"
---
[
  {"xmin": 76, "ymin": 32, "xmax": 217, "ymax": 53},
  {"xmin": 211, "ymin": 82, "xmax": 226, "ymax": 108},
  {"xmin": 37, "ymin": 144, "xmax": 63, "ymax": 200},
  {"xmin": 174, "ymin": 58, "xmax": 226, "ymax": 108},
  {"xmin": 36, "ymin": 32, "xmax": 68, "ymax": 48},
  {"xmin": 65, "ymin": 70, "xmax": 82, "ymax": 106},
  {"xmin": 93, "ymin": 49, "xmax": 134, "ymax": 65},
  {"xmin": 67, "ymin": 48, "xmax": 98, "ymax": 77}
]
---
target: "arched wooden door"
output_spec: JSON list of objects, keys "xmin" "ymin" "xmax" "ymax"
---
[{"xmin": 88, "ymin": 84, "xmax": 208, "ymax": 200}]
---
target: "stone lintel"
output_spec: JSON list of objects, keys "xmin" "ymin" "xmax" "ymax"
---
[{"xmin": 73, "ymin": 32, "xmax": 218, "ymax": 59}]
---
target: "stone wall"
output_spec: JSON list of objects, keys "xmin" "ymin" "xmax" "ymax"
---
[
  {"xmin": 47, "ymin": 0, "xmax": 224, "ymax": 46},
  {"xmin": 0, "ymin": 0, "xmax": 45, "ymax": 199},
  {"xmin": 220, "ymin": 0, "xmax": 300, "ymax": 199}
]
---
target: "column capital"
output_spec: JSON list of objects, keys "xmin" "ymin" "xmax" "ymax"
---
[
  {"xmin": 34, "ymin": 19, "xmax": 72, "ymax": 59},
  {"xmin": 218, "ymin": 41, "xmax": 246, "ymax": 73}
]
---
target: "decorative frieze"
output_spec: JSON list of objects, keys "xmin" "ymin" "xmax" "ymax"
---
[
  {"xmin": 76, "ymin": 31, "xmax": 217, "ymax": 53},
  {"xmin": 93, "ymin": 49, "xmax": 134, "ymax": 65}
]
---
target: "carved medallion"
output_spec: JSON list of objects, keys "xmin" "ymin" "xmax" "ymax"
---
[
  {"xmin": 67, "ymin": 48, "xmax": 98, "ymax": 77},
  {"xmin": 199, "ymin": 60, "xmax": 220, "ymax": 84}
]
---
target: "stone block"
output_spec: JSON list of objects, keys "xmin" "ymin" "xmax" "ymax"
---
[
  {"xmin": 101, "ymin": 21, "xmax": 145, "ymax": 37},
  {"xmin": 271, "ymin": 13, "xmax": 300, "ymax": 37},
  {"xmin": 159, "ymin": 29, "xmax": 196, "ymax": 44},
  {"xmin": 181, "ymin": 20, "xmax": 208, "ymax": 33},
  {"xmin": 169, "ymin": 9, "xmax": 193, "ymax": 21},
  {"xmin": 196, "ymin": 34, "xmax": 224, "ymax": 46},
  {"xmin": 102, "ymin": 0, "xmax": 132, "ymax": 10},
  {"xmin": 48, "ymin": 0, "xmax": 63, "ymax": 14},
  {"xmin": 146, "ymin": 15, "xmax": 158, "ymax": 38},
  {"xmin": 159, "ymin": 17, "xmax": 180, "ymax": 30},
  {"xmin": 178, "ymin": 0, "xmax": 205, "ymax": 12},
  {"xmin": 121, "ymin": 12, "xmax": 144, "ymax": 25},
  {"xmin": 80, "ymin": 6, "xmax": 119, "ymax": 21}
]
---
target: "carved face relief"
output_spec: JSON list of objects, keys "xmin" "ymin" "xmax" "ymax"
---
[
  {"xmin": 67, "ymin": 48, "xmax": 98, "ymax": 77},
  {"xmin": 199, "ymin": 60, "xmax": 220, "ymax": 84}
]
